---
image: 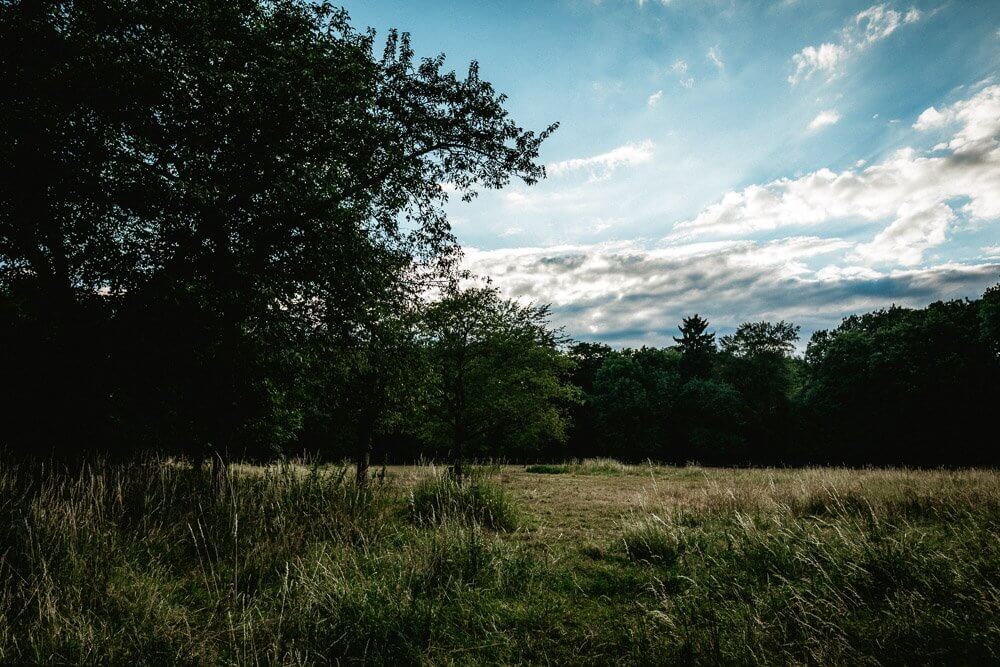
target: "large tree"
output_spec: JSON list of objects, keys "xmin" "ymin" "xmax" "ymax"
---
[
  {"xmin": 0, "ymin": 1, "xmax": 555, "ymax": 470},
  {"xmin": 417, "ymin": 286, "xmax": 576, "ymax": 481}
]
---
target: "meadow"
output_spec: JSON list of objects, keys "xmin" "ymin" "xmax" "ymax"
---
[{"xmin": 1, "ymin": 458, "xmax": 998, "ymax": 665}]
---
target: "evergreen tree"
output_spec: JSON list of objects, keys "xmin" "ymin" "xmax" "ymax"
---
[{"xmin": 674, "ymin": 314, "xmax": 716, "ymax": 380}]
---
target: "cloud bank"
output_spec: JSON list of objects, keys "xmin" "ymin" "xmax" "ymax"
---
[
  {"xmin": 675, "ymin": 85, "xmax": 1000, "ymax": 269},
  {"xmin": 465, "ymin": 84, "xmax": 1000, "ymax": 347},
  {"xmin": 464, "ymin": 240, "xmax": 999, "ymax": 346}
]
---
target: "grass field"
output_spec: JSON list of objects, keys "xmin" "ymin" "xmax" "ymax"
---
[{"xmin": 1, "ymin": 458, "xmax": 998, "ymax": 664}]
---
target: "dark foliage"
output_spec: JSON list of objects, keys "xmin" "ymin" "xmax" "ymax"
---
[{"xmin": 563, "ymin": 288, "xmax": 1000, "ymax": 466}]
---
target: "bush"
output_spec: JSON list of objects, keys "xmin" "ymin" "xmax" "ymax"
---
[{"xmin": 525, "ymin": 458, "xmax": 631, "ymax": 475}]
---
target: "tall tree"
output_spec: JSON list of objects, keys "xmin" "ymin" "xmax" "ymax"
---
[
  {"xmin": 0, "ymin": 1, "xmax": 555, "ymax": 471},
  {"xmin": 674, "ymin": 314, "xmax": 716, "ymax": 380},
  {"xmin": 719, "ymin": 321, "xmax": 802, "ymax": 463},
  {"xmin": 720, "ymin": 321, "xmax": 800, "ymax": 358}
]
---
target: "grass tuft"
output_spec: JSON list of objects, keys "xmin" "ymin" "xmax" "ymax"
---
[{"xmin": 407, "ymin": 469, "xmax": 523, "ymax": 531}]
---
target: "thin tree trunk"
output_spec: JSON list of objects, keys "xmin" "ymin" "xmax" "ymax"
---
[{"xmin": 354, "ymin": 373, "xmax": 378, "ymax": 487}]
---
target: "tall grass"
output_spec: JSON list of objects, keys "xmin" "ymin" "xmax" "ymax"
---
[
  {"xmin": 407, "ymin": 467, "xmax": 523, "ymax": 531},
  {"xmin": 0, "ymin": 457, "xmax": 997, "ymax": 664},
  {"xmin": 0, "ymin": 458, "xmax": 531, "ymax": 663},
  {"xmin": 618, "ymin": 481, "xmax": 1000, "ymax": 664}
]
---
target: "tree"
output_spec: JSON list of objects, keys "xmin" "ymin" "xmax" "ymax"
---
[
  {"xmin": 591, "ymin": 347, "xmax": 681, "ymax": 461},
  {"xmin": 417, "ymin": 286, "xmax": 576, "ymax": 482},
  {"xmin": 980, "ymin": 283, "xmax": 1000, "ymax": 358},
  {"xmin": 331, "ymin": 296, "xmax": 426, "ymax": 486},
  {"xmin": 720, "ymin": 321, "xmax": 800, "ymax": 358},
  {"xmin": 718, "ymin": 321, "xmax": 802, "ymax": 463},
  {"xmin": 564, "ymin": 341, "xmax": 612, "ymax": 458},
  {"xmin": 674, "ymin": 314, "xmax": 716, "ymax": 380},
  {"xmin": 802, "ymin": 297, "xmax": 999, "ymax": 466},
  {"xmin": 0, "ymin": 1, "xmax": 555, "ymax": 472}
]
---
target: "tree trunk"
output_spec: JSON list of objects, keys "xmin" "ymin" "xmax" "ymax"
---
[{"xmin": 354, "ymin": 373, "xmax": 379, "ymax": 487}]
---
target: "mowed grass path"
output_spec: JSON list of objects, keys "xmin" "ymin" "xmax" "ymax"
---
[{"xmin": 3, "ymin": 458, "xmax": 999, "ymax": 664}]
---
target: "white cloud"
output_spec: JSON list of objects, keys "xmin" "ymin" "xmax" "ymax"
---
[
  {"xmin": 647, "ymin": 90, "xmax": 664, "ymax": 108},
  {"xmin": 675, "ymin": 86, "xmax": 1000, "ymax": 266},
  {"xmin": 463, "ymin": 239, "xmax": 999, "ymax": 346},
  {"xmin": 788, "ymin": 4, "xmax": 922, "ymax": 84},
  {"xmin": 851, "ymin": 202, "xmax": 952, "ymax": 265},
  {"xmin": 808, "ymin": 109, "xmax": 841, "ymax": 131},
  {"xmin": 789, "ymin": 43, "xmax": 847, "ymax": 85},
  {"xmin": 912, "ymin": 85, "xmax": 1000, "ymax": 153},
  {"xmin": 547, "ymin": 140, "xmax": 656, "ymax": 179},
  {"xmin": 984, "ymin": 245, "xmax": 1000, "ymax": 259},
  {"xmin": 707, "ymin": 46, "xmax": 725, "ymax": 72}
]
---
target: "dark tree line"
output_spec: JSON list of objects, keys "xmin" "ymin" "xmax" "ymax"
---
[{"xmin": 561, "ymin": 286, "xmax": 1000, "ymax": 467}]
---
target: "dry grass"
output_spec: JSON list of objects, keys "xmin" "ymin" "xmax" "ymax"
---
[{"xmin": 1, "ymin": 457, "xmax": 997, "ymax": 664}]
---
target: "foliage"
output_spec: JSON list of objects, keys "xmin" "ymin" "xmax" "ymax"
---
[
  {"xmin": 719, "ymin": 320, "xmax": 800, "ymax": 357},
  {"xmin": 564, "ymin": 285, "xmax": 1000, "ymax": 467},
  {"xmin": 673, "ymin": 314, "xmax": 716, "ymax": 380},
  {"xmin": 0, "ymin": 0, "xmax": 554, "ymax": 462},
  {"xmin": 415, "ymin": 285, "xmax": 578, "ymax": 468}
]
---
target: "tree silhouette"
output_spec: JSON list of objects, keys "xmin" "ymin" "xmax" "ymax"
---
[
  {"xmin": 674, "ymin": 314, "xmax": 716, "ymax": 380},
  {"xmin": 0, "ymin": 0, "xmax": 555, "ymax": 475}
]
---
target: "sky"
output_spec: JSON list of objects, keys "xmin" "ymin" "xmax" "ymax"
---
[{"xmin": 340, "ymin": 0, "xmax": 1000, "ymax": 347}]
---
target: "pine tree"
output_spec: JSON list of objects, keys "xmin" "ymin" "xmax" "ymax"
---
[{"xmin": 674, "ymin": 314, "xmax": 716, "ymax": 380}]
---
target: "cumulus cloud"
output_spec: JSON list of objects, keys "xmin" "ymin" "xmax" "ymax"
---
[
  {"xmin": 789, "ymin": 4, "xmax": 922, "ymax": 84},
  {"xmin": 464, "ymin": 239, "xmax": 1000, "ymax": 346},
  {"xmin": 808, "ymin": 109, "xmax": 841, "ymax": 131},
  {"xmin": 851, "ymin": 203, "xmax": 953, "ymax": 266},
  {"xmin": 675, "ymin": 85, "xmax": 1000, "ymax": 266},
  {"xmin": 547, "ymin": 140, "xmax": 655, "ymax": 179},
  {"xmin": 466, "ymin": 86, "xmax": 1000, "ymax": 347},
  {"xmin": 647, "ymin": 90, "xmax": 664, "ymax": 108}
]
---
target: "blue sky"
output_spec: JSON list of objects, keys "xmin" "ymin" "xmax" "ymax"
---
[{"xmin": 341, "ymin": 0, "xmax": 1000, "ymax": 347}]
